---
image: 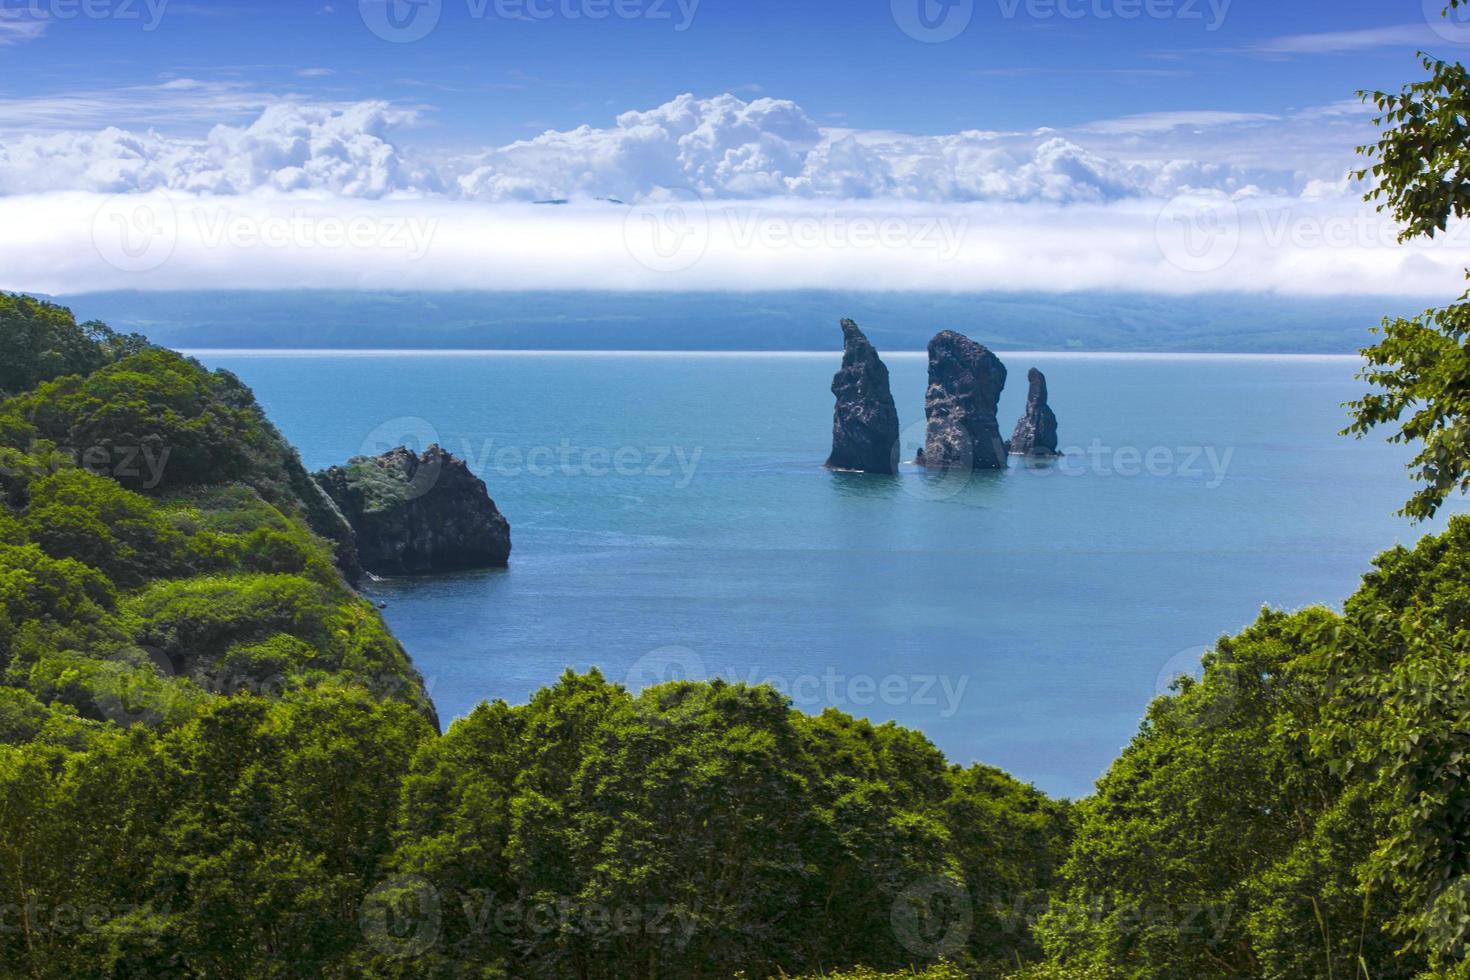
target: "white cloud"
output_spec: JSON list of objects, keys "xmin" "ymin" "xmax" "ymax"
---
[
  {"xmin": 1248, "ymin": 22, "xmax": 1444, "ymax": 55},
  {"xmin": 0, "ymin": 102, "xmax": 435, "ymax": 197},
  {"xmin": 0, "ymin": 91, "xmax": 1459, "ymax": 297},
  {"xmin": 1079, "ymin": 111, "xmax": 1279, "ymax": 135},
  {"xmin": 0, "ymin": 91, "xmax": 1377, "ymax": 205},
  {"xmin": 3, "ymin": 191, "xmax": 1466, "ymax": 299}
]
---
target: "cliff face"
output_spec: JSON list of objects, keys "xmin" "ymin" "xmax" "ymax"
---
[
  {"xmin": 1010, "ymin": 367, "xmax": 1060, "ymax": 457},
  {"xmin": 825, "ymin": 318, "xmax": 901, "ymax": 475},
  {"xmin": 315, "ymin": 445, "xmax": 511, "ymax": 576},
  {"xmin": 916, "ymin": 330, "xmax": 1009, "ymax": 470}
]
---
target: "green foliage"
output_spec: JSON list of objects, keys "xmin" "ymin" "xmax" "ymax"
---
[
  {"xmin": 368, "ymin": 670, "xmax": 1068, "ymax": 979},
  {"xmin": 23, "ymin": 468, "xmax": 188, "ymax": 587},
  {"xmin": 5, "ymin": 276, "xmax": 1470, "ymax": 980},
  {"xmin": 795, "ymin": 966, "xmax": 972, "ymax": 980},
  {"xmin": 1314, "ymin": 519, "xmax": 1470, "ymax": 971},
  {"xmin": 1345, "ymin": 301, "xmax": 1470, "ymax": 521},
  {"xmin": 0, "ymin": 292, "xmax": 145, "ymax": 398},
  {"xmin": 1036, "ymin": 518, "xmax": 1470, "ymax": 978},
  {"xmin": 0, "ymin": 688, "xmax": 434, "ymax": 979},
  {"xmin": 1348, "ymin": 25, "xmax": 1470, "ymax": 520}
]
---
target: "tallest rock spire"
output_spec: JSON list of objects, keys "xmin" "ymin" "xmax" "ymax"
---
[{"xmin": 825, "ymin": 318, "xmax": 901, "ymax": 474}]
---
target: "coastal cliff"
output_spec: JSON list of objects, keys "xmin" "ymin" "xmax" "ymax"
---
[
  {"xmin": 825, "ymin": 318, "xmax": 901, "ymax": 474},
  {"xmin": 315, "ymin": 444, "xmax": 511, "ymax": 576}
]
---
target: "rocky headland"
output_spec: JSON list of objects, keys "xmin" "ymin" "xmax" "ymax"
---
[{"xmin": 314, "ymin": 444, "xmax": 511, "ymax": 576}]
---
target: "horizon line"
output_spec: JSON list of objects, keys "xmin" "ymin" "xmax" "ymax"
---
[{"xmin": 180, "ymin": 347, "xmax": 1364, "ymax": 360}]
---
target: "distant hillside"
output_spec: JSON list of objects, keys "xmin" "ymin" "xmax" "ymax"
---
[{"xmin": 51, "ymin": 289, "xmax": 1431, "ymax": 353}]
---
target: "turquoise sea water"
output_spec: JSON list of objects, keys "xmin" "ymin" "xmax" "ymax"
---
[{"xmin": 190, "ymin": 350, "xmax": 1457, "ymax": 799}]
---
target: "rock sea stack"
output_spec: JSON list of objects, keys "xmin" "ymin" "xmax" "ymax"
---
[
  {"xmin": 918, "ymin": 330, "xmax": 1009, "ymax": 470},
  {"xmin": 1009, "ymin": 367, "xmax": 1060, "ymax": 457},
  {"xmin": 314, "ymin": 445, "xmax": 511, "ymax": 576},
  {"xmin": 825, "ymin": 318, "xmax": 901, "ymax": 475}
]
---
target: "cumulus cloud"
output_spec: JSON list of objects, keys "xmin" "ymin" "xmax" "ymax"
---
[
  {"xmin": 0, "ymin": 102, "xmax": 434, "ymax": 197},
  {"xmin": 0, "ymin": 91, "xmax": 1375, "ymax": 205}
]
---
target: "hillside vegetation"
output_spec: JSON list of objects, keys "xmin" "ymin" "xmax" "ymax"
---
[{"xmin": 6, "ymin": 291, "xmax": 1470, "ymax": 977}]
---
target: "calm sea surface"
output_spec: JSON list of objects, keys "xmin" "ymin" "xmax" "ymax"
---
[{"xmin": 189, "ymin": 350, "xmax": 1457, "ymax": 798}]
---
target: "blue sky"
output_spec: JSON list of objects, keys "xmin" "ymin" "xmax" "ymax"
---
[
  {"xmin": 4, "ymin": 0, "xmax": 1465, "ymax": 144},
  {"xmin": 3, "ymin": 0, "xmax": 1470, "ymax": 299}
]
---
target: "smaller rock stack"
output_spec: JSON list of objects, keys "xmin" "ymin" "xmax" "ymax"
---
[
  {"xmin": 825, "ymin": 318, "xmax": 901, "ymax": 475},
  {"xmin": 1009, "ymin": 367, "xmax": 1060, "ymax": 457}
]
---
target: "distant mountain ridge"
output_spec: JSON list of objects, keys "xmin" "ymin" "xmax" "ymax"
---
[{"xmin": 48, "ymin": 289, "xmax": 1433, "ymax": 353}]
